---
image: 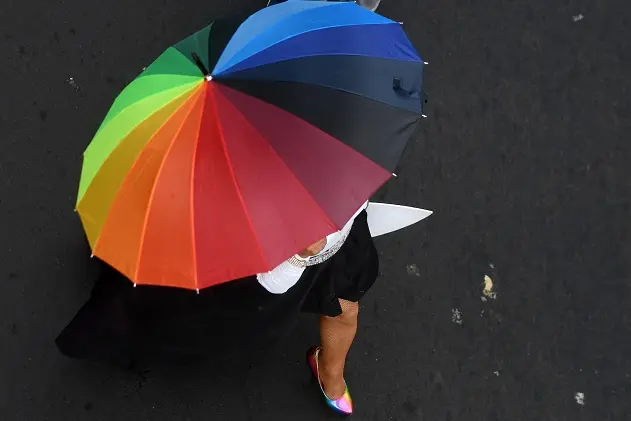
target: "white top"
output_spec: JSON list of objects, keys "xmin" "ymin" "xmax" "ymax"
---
[{"xmin": 257, "ymin": 202, "xmax": 368, "ymax": 294}]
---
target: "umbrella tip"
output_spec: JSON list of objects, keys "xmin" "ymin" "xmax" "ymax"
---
[
  {"xmin": 90, "ymin": 254, "xmax": 94, "ymax": 258},
  {"xmin": 424, "ymin": 61, "xmax": 429, "ymax": 65},
  {"xmin": 196, "ymin": 288, "xmax": 200, "ymax": 295},
  {"xmin": 205, "ymin": 75, "xmax": 213, "ymax": 82},
  {"xmin": 392, "ymin": 173, "xmax": 398, "ymax": 178},
  {"xmin": 422, "ymin": 114, "xmax": 428, "ymax": 118},
  {"xmin": 133, "ymin": 283, "xmax": 137, "ymax": 288}
]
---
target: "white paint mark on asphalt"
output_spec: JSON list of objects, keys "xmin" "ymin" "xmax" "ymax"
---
[
  {"xmin": 572, "ymin": 13, "xmax": 584, "ymax": 22},
  {"xmin": 67, "ymin": 77, "xmax": 80, "ymax": 91},
  {"xmin": 406, "ymin": 264, "xmax": 421, "ymax": 277},
  {"xmin": 575, "ymin": 392, "xmax": 585, "ymax": 405},
  {"xmin": 451, "ymin": 308, "xmax": 463, "ymax": 324}
]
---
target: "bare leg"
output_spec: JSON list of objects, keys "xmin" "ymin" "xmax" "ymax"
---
[{"xmin": 318, "ymin": 299, "xmax": 359, "ymax": 399}]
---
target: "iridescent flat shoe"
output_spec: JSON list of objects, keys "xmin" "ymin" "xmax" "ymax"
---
[{"xmin": 306, "ymin": 346, "xmax": 353, "ymax": 417}]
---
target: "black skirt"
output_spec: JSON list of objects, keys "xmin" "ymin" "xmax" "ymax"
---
[{"xmin": 56, "ymin": 211, "xmax": 378, "ymax": 363}]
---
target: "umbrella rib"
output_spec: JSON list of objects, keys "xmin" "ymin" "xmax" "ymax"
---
[
  {"xmin": 214, "ymin": 1, "xmax": 345, "ymax": 75},
  {"xmin": 79, "ymin": 83, "xmax": 201, "ymax": 207},
  {"xmin": 207, "ymin": 88, "xmax": 270, "ymax": 269},
  {"xmin": 217, "ymin": 78, "xmax": 420, "ymax": 172},
  {"xmin": 215, "ymin": 87, "xmax": 340, "ymax": 233},
  {"xmin": 189, "ymin": 87, "xmax": 206, "ymax": 290},
  {"xmin": 133, "ymin": 91, "xmax": 202, "ymax": 284},
  {"xmin": 216, "ymin": 57, "xmax": 423, "ymax": 114},
  {"xmin": 88, "ymin": 86, "xmax": 202, "ymax": 253},
  {"xmin": 88, "ymin": 77, "xmax": 201, "ymax": 149},
  {"xmin": 216, "ymin": 21, "xmax": 412, "ymax": 76},
  {"xmin": 254, "ymin": 135, "xmax": 341, "ymax": 232}
]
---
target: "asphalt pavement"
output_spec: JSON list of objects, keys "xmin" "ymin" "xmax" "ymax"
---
[{"xmin": 1, "ymin": 0, "xmax": 630, "ymax": 419}]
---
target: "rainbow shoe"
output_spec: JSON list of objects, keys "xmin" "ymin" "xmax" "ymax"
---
[{"xmin": 306, "ymin": 346, "xmax": 353, "ymax": 416}]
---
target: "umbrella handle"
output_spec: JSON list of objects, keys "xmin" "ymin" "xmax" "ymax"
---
[
  {"xmin": 191, "ymin": 52, "xmax": 210, "ymax": 76},
  {"xmin": 392, "ymin": 77, "xmax": 421, "ymax": 99}
]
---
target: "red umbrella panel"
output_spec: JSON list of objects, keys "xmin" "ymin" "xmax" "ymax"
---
[{"xmin": 89, "ymin": 82, "xmax": 391, "ymax": 289}]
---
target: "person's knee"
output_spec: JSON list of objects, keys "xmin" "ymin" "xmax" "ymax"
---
[{"xmin": 336, "ymin": 299, "xmax": 359, "ymax": 322}]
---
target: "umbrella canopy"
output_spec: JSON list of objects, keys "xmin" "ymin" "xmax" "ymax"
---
[{"xmin": 77, "ymin": 1, "xmax": 425, "ymax": 290}]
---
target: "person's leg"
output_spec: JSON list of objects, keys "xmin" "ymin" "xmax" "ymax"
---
[{"xmin": 318, "ymin": 298, "xmax": 359, "ymax": 398}]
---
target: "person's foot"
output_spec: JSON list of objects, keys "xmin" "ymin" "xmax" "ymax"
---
[
  {"xmin": 307, "ymin": 346, "xmax": 353, "ymax": 416},
  {"xmin": 318, "ymin": 354, "xmax": 346, "ymax": 399}
]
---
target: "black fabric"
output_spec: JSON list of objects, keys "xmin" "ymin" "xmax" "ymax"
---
[
  {"xmin": 217, "ymin": 79, "xmax": 421, "ymax": 172},
  {"xmin": 173, "ymin": 16, "xmax": 247, "ymax": 76},
  {"xmin": 55, "ymin": 211, "xmax": 378, "ymax": 364},
  {"xmin": 218, "ymin": 54, "xmax": 423, "ymax": 112},
  {"xmin": 301, "ymin": 210, "xmax": 379, "ymax": 316},
  {"xmin": 207, "ymin": 16, "xmax": 249, "ymax": 73}
]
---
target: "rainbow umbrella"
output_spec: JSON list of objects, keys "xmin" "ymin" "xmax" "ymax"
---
[{"xmin": 77, "ymin": 1, "xmax": 425, "ymax": 290}]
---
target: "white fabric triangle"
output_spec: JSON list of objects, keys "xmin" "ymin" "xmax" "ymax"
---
[{"xmin": 367, "ymin": 202, "xmax": 432, "ymax": 237}]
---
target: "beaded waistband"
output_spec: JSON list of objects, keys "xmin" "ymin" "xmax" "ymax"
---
[{"xmin": 287, "ymin": 229, "xmax": 351, "ymax": 268}]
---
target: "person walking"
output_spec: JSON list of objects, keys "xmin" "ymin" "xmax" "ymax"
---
[{"xmin": 59, "ymin": 1, "xmax": 425, "ymax": 416}]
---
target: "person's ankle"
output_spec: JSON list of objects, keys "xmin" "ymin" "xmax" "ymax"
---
[{"xmin": 318, "ymin": 369, "xmax": 346, "ymax": 399}]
